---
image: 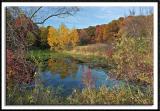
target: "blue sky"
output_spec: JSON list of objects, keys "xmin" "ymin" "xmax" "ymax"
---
[{"xmin": 36, "ymin": 6, "xmax": 153, "ymax": 29}]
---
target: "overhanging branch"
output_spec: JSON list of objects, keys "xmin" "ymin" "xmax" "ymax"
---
[
  {"xmin": 30, "ymin": 7, "xmax": 42, "ymax": 19},
  {"xmin": 35, "ymin": 12, "xmax": 72, "ymax": 24}
]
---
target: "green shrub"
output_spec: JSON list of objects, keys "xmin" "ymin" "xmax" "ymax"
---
[{"xmin": 26, "ymin": 32, "xmax": 36, "ymax": 46}]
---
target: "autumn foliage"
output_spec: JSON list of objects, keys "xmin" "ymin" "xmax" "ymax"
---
[
  {"xmin": 77, "ymin": 17, "xmax": 124, "ymax": 45},
  {"xmin": 7, "ymin": 49, "xmax": 35, "ymax": 84},
  {"xmin": 47, "ymin": 24, "xmax": 79, "ymax": 50},
  {"xmin": 6, "ymin": 8, "xmax": 37, "ymax": 86},
  {"xmin": 109, "ymin": 15, "xmax": 153, "ymax": 84}
]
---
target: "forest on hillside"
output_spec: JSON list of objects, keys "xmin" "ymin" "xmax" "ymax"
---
[{"xmin": 6, "ymin": 6, "xmax": 153, "ymax": 105}]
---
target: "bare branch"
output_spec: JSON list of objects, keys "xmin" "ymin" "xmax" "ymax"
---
[
  {"xmin": 32, "ymin": 7, "xmax": 79, "ymax": 24},
  {"xmin": 30, "ymin": 6, "xmax": 42, "ymax": 19},
  {"xmin": 35, "ymin": 12, "xmax": 73, "ymax": 24}
]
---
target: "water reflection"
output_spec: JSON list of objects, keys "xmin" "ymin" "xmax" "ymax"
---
[
  {"xmin": 48, "ymin": 58, "xmax": 78, "ymax": 79},
  {"xmin": 81, "ymin": 65, "xmax": 96, "ymax": 88},
  {"xmin": 37, "ymin": 58, "xmax": 124, "ymax": 96}
]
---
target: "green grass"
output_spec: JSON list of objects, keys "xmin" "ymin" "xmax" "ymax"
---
[
  {"xmin": 27, "ymin": 49, "xmax": 70, "ymax": 64},
  {"xmin": 27, "ymin": 48, "xmax": 112, "ymax": 70}
]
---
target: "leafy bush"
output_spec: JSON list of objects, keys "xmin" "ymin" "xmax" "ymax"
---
[
  {"xmin": 39, "ymin": 27, "xmax": 49, "ymax": 49},
  {"xmin": 108, "ymin": 15, "xmax": 153, "ymax": 85},
  {"xmin": 67, "ymin": 85, "xmax": 153, "ymax": 104},
  {"xmin": 110, "ymin": 35, "xmax": 153, "ymax": 84},
  {"xmin": 7, "ymin": 49, "xmax": 35, "ymax": 86},
  {"xmin": 26, "ymin": 32, "xmax": 36, "ymax": 46}
]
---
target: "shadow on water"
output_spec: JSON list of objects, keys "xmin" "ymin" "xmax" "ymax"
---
[{"xmin": 33, "ymin": 58, "xmax": 124, "ymax": 97}]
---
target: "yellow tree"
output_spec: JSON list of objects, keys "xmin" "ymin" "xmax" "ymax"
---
[
  {"xmin": 69, "ymin": 28, "xmax": 79, "ymax": 48},
  {"xmin": 58, "ymin": 24, "xmax": 69, "ymax": 49},
  {"xmin": 47, "ymin": 24, "xmax": 79, "ymax": 50},
  {"xmin": 47, "ymin": 26, "xmax": 58, "ymax": 50}
]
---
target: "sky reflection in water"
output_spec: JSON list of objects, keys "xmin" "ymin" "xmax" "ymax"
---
[{"xmin": 37, "ymin": 59, "xmax": 123, "ymax": 96}]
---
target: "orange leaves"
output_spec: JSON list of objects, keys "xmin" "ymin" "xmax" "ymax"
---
[
  {"xmin": 77, "ymin": 17, "xmax": 124, "ymax": 45},
  {"xmin": 95, "ymin": 25, "xmax": 104, "ymax": 43},
  {"xmin": 95, "ymin": 19, "xmax": 121, "ymax": 43}
]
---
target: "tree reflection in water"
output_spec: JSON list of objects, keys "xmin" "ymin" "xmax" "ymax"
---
[
  {"xmin": 48, "ymin": 58, "xmax": 78, "ymax": 79},
  {"xmin": 81, "ymin": 65, "xmax": 96, "ymax": 88}
]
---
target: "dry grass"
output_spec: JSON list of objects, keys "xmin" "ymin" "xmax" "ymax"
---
[{"xmin": 67, "ymin": 43, "xmax": 113, "ymax": 58}]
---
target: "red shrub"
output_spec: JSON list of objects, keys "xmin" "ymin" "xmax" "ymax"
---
[{"xmin": 7, "ymin": 49, "xmax": 35, "ymax": 85}]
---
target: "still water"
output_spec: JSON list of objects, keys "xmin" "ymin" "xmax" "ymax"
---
[{"xmin": 34, "ymin": 58, "xmax": 124, "ymax": 96}]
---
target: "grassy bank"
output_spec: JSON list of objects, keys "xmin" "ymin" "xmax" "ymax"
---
[
  {"xmin": 27, "ymin": 48, "xmax": 112, "ymax": 69},
  {"xmin": 68, "ymin": 43, "xmax": 110, "ymax": 58},
  {"xmin": 7, "ymin": 82, "xmax": 153, "ymax": 105}
]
